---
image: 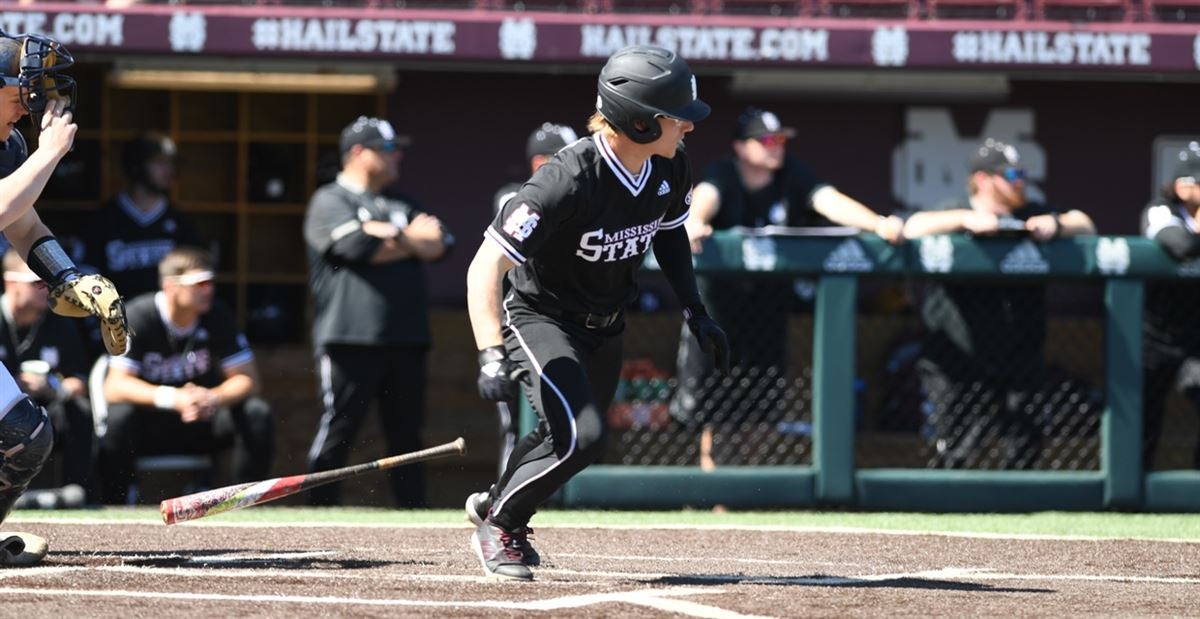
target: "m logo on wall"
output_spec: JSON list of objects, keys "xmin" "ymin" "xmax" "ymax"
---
[{"xmin": 891, "ymin": 108, "xmax": 1046, "ymax": 209}]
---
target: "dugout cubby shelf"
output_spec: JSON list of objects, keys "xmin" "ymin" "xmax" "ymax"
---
[{"xmin": 36, "ymin": 61, "xmax": 388, "ymax": 344}]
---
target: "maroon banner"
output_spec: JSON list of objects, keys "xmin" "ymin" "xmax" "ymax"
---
[{"xmin": 1, "ymin": 4, "xmax": 1198, "ymax": 73}]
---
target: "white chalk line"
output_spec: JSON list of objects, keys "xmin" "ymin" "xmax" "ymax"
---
[
  {"xmin": 4, "ymin": 564, "xmax": 1197, "ymax": 617},
  {"xmin": 0, "ymin": 584, "xmax": 775, "ymax": 618}
]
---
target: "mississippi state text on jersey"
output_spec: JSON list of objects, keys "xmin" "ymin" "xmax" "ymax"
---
[{"xmin": 486, "ymin": 134, "xmax": 692, "ymax": 315}]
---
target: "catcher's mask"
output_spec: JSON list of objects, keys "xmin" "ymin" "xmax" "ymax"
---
[{"xmin": 0, "ymin": 31, "xmax": 76, "ymax": 131}]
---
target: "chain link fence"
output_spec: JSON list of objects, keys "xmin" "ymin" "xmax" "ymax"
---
[
  {"xmin": 603, "ymin": 273, "xmax": 1125, "ymax": 471},
  {"xmin": 1143, "ymin": 277, "xmax": 1200, "ymax": 470},
  {"xmin": 857, "ymin": 278, "xmax": 1104, "ymax": 471},
  {"xmin": 606, "ymin": 272, "xmax": 814, "ymax": 467}
]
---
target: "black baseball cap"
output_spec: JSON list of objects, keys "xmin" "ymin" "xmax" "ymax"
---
[
  {"xmin": 969, "ymin": 139, "xmax": 1021, "ymax": 173},
  {"xmin": 339, "ymin": 116, "xmax": 411, "ymax": 155},
  {"xmin": 525, "ymin": 123, "xmax": 578, "ymax": 160},
  {"xmin": 1172, "ymin": 143, "xmax": 1200, "ymax": 182},
  {"xmin": 734, "ymin": 107, "xmax": 797, "ymax": 140}
]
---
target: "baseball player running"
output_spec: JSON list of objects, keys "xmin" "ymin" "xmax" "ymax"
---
[
  {"xmin": 0, "ymin": 31, "xmax": 129, "ymax": 566},
  {"xmin": 465, "ymin": 45, "xmax": 729, "ymax": 581}
]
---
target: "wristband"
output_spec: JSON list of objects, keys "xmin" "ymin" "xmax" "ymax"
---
[
  {"xmin": 153, "ymin": 386, "xmax": 178, "ymax": 410},
  {"xmin": 478, "ymin": 345, "xmax": 506, "ymax": 367},
  {"xmin": 1050, "ymin": 213, "xmax": 1063, "ymax": 239},
  {"xmin": 26, "ymin": 236, "xmax": 79, "ymax": 285},
  {"xmin": 682, "ymin": 304, "xmax": 708, "ymax": 321}
]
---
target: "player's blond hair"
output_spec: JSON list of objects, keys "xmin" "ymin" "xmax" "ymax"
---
[
  {"xmin": 587, "ymin": 112, "xmax": 617, "ymax": 139},
  {"xmin": 159, "ymin": 246, "xmax": 213, "ymax": 283}
]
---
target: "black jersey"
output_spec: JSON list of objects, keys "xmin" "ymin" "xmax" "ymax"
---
[
  {"xmin": 0, "ymin": 300, "xmax": 89, "ymax": 381},
  {"xmin": 703, "ymin": 155, "xmax": 832, "ymax": 229},
  {"xmin": 918, "ymin": 198, "xmax": 1058, "ymax": 381},
  {"xmin": 1141, "ymin": 199, "xmax": 1200, "ymax": 348},
  {"xmin": 486, "ymin": 134, "xmax": 692, "ymax": 316},
  {"xmin": 78, "ymin": 194, "xmax": 202, "ymax": 299},
  {"xmin": 110, "ymin": 292, "xmax": 253, "ymax": 389},
  {"xmin": 304, "ymin": 181, "xmax": 436, "ymax": 348}
]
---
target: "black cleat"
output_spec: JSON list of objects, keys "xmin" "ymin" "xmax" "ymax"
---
[
  {"xmin": 471, "ymin": 519, "xmax": 533, "ymax": 581},
  {"xmin": 465, "ymin": 491, "xmax": 540, "ymax": 567}
]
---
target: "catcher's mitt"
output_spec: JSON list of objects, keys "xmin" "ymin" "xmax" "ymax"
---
[{"xmin": 48, "ymin": 274, "xmax": 130, "ymax": 355}]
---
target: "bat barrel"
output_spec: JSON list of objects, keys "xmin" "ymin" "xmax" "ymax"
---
[{"xmin": 159, "ymin": 438, "xmax": 466, "ymax": 525}]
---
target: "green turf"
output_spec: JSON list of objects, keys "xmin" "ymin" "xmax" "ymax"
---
[{"xmin": 9, "ymin": 507, "xmax": 1200, "ymax": 540}]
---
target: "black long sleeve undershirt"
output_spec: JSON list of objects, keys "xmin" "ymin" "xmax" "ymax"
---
[{"xmin": 651, "ymin": 225, "xmax": 702, "ymax": 311}]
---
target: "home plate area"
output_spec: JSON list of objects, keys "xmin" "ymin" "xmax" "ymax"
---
[{"xmin": 2, "ymin": 522, "xmax": 1198, "ymax": 617}]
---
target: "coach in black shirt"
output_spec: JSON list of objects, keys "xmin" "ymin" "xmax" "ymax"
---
[
  {"xmin": 1140, "ymin": 146, "xmax": 1200, "ymax": 470},
  {"xmin": 902, "ymin": 139, "xmax": 1094, "ymax": 470},
  {"xmin": 303, "ymin": 116, "xmax": 451, "ymax": 508}
]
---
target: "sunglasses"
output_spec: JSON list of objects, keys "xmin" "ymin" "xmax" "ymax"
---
[
  {"xmin": 996, "ymin": 167, "xmax": 1026, "ymax": 182},
  {"xmin": 369, "ymin": 142, "xmax": 400, "ymax": 153},
  {"xmin": 754, "ymin": 134, "xmax": 788, "ymax": 148}
]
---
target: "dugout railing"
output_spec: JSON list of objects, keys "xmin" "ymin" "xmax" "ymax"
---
[{"xmin": 516, "ymin": 231, "xmax": 1200, "ymax": 512}]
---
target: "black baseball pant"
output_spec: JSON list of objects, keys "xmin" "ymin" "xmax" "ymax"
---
[
  {"xmin": 487, "ymin": 299, "xmax": 623, "ymax": 532},
  {"xmin": 98, "ymin": 397, "xmax": 274, "ymax": 505},
  {"xmin": 306, "ymin": 344, "xmax": 428, "ymax": 508}
]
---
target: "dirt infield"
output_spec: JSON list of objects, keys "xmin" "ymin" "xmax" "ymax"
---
[{"xmin": 2, "ymin": 521, "xmax": 1198, "ymax": 617}]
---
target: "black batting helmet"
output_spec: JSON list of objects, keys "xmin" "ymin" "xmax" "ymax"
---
[
  {"xmin": 0, "ymin": 31, "xmax": 75, "ymax": 130},
  {"xmin": 122, "ymin": 132, "xmax": 177, "ymax": 190},
  {"xmin": 595, "ymin": 46, "xmax": 709, "ymax": 145}
]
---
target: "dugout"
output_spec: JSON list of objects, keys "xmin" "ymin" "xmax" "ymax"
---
[{"xmin": 24, "ymin": 3, "xmax": 1200, "ymax": 508}]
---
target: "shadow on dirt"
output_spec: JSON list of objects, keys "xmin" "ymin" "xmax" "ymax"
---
[
  {"xmin": 651, "ymin": 574, "xmax": 1053, "ymax": 593},
  {"xmin": 51, "ymin": 549, "xmax": 413, "ymax": 570}
]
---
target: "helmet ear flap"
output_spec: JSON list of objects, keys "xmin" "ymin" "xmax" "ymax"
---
[
  {"xmin": 626, "ymin": 109, "xmax": 663, "ymax": 145},
  {"xmin": 597, "ymin": 85, "xmax": 664, "ymax": 145}
]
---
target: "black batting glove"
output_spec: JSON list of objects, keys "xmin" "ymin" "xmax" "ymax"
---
[
  {"xmin": 477, "ymin": 345, "xmax": 524, "ymax": 402},
  {"xmin": 684, "ymin": 304, "xmax": 730, "ymax": 376}
]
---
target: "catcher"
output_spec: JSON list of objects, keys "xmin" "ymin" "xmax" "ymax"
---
[{"xmin": 0, "ymin": 31, "xmax": 129, "ymax": 567}]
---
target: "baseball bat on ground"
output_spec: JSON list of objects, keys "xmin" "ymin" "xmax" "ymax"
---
[{"xmin": 160, "ymin": 437, "xmax": 467, "ymax": 525}]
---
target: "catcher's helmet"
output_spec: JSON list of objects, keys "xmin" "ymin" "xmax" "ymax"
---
[
  {"xmin": 0, "ymin": 31, "xmax": 75, "ymax": 130},
  {"xmin": 595, "ymin": 46, "xmax": 709, "ymax": 145}
]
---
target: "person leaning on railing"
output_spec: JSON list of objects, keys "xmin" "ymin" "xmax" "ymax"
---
[
  {"xmin": 1140, "ymin": 145, "xmax": 1200, "ymax": 471},
  {"xmin": 900, "ymin": 139, "xmax": 1095, "ymax": 470},
  {"xmin": 677, "ymin": 106, "xmax": 904, "ymax": 470}
]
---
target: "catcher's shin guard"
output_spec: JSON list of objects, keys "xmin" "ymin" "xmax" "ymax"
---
[{"xmin": 0, "ymin": 397, "xmax": 54, "ymax": 524}]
